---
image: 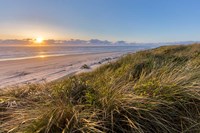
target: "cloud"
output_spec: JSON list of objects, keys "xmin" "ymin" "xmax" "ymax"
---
[
  {"xmin": 0, "ymin": 39, "xmax": 197, "ymax": 46},
  {"xmin": 88, "ymin": 39, "xmax": 112, "ymax": 45},
  {"xmin": 0, "ymin": 39, "xmax": 31, "ymax": 45},
  {"xmin": 113, "ymin": 41, "xmax": 127, "ymax": 45}
]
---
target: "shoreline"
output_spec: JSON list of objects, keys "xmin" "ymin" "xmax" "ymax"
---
[
  {"xmin": 0, "ymin": 52, "xmax": 125, "ymax": 89},
  {"xmin": 0, "ymin": 51, "xmax": 126, "ymax": 62}
]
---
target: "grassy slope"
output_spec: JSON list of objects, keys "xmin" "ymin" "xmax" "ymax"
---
[{"xmin": 1, "ymin": 44, "xmax": 200, "ymax": 133}]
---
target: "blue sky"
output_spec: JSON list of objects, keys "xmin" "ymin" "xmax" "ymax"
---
[{"xmin": 0, "ymin": 0, "xmax": 200, "ymax": 42}]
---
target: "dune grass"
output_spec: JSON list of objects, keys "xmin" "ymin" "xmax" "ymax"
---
[{"xmin": 1, "ymin": 44, "xmax": 200, "ymax": 133}]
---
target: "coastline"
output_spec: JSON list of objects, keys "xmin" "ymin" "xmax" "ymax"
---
[
  {"xmin": 1, "ymin": 44, "xmax": 200, "ymax": 132},
  {"xmin": 0, "ymin": 52, "xmax": 125, "ymax": 89}
]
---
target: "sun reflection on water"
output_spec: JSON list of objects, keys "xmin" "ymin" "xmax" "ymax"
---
[{"xmin": 39, "ymin": 55, "xmax": 46, "ymax": 58}]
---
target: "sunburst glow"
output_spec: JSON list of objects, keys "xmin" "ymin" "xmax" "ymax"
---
[{"xmin": 35, "ymin": 37, "xmax": 44, "ymax": 44}]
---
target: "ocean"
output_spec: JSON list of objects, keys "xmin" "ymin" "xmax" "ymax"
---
[{"xmin": 0, "ymin": 45, "xmax": 150, "ymax": 61}]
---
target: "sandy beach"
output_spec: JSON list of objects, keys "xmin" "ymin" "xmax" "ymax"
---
[{"xmin": 0, "ymin": 52, "xmax": 123, "ymax": 89}]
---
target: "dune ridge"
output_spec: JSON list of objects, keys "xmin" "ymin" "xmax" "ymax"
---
[{"xmin": 1, "ymin": 44, "xmax": 200, "ymax": 132}]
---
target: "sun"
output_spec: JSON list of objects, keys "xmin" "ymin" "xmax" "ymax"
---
[{"xmin": 35, "ymin": 37, "xmax": 44, "ymax": 44}]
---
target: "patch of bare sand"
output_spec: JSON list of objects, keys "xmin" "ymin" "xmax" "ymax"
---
[{"xmin": 0, "ymin": 52, "xmax": 123, "ymax": 89}]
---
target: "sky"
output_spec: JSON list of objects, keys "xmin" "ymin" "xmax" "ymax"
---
[{"xmin": 0, "ymin": 0, "xmax": 200, "ymax": 42}]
